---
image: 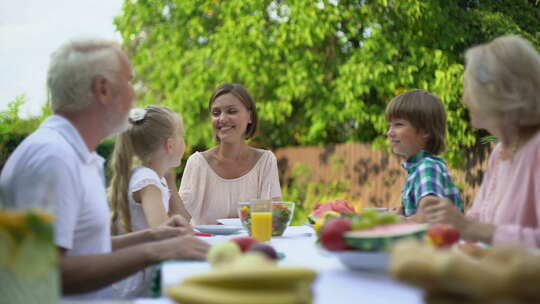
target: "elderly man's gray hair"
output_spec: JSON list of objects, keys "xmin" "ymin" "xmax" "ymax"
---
[{"xmin": 47, "ymin": 38, "xmax": 122, "ymax": 113}]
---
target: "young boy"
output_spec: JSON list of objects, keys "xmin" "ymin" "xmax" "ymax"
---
[{"xmin": 386, "ymin": 90, "xmax": 464, "ymax": 222}]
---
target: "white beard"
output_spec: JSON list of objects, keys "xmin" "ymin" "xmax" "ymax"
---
[{"xmin": 104, "ymin": 108, "xmax": 130, "ymax": 138}]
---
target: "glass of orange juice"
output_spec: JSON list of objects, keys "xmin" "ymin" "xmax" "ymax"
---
[{"xmin": 250, "ymin": 199, "xmax": 272, "ymax": 242}]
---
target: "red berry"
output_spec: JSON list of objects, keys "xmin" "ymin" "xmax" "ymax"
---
[{"xmin": 230, "ymin": 236, "xmax": 258, "ymax": 253}]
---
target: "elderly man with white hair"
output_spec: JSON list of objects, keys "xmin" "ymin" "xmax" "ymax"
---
[{"xmin": 0, "ymin": 38, "xmax": 209, "ymax": 299}]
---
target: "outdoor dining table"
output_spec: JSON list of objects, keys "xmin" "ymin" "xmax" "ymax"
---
[{"xmin": 149, "ymin": 225, "xmax": 425, "ymax": 304}]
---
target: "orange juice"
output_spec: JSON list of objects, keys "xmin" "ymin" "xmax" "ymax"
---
[{"xmin": 251, "ymin": 212, "xmax": 272, "ymax": 241}]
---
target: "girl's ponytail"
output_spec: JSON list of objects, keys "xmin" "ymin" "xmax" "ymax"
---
[{"xmin": 108, "ymin": 131, "xmax": 135, "ymax": 234}]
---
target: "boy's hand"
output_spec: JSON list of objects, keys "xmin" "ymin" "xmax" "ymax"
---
[
  {"xmin": 412, "ymin": 195, "xmax": 441, "ymax": 223},
  {"xmin": 389, "ymin": 206, "xmax": 403, "ymax": 215}
]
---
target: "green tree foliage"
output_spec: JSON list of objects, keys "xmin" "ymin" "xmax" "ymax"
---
[
  {"xmin": 115, "ymin": 0, "xmax": 540, "ymax": 167},
  {"xmin": 0, "ymin": 96, "xmax": 43, "ymax": 169}
]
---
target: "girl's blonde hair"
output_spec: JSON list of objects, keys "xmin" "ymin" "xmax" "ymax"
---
[
  {"xmin": 464, "ymin": 35, "xmax": 540, "ymax": 126},
  {"xmin": 108, "ymin": 105, "xmax": 183, "ymax": 234}
]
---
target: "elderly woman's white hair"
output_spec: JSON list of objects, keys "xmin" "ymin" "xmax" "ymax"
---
[
  {"xmin": 464, "ymin": 35, "xmax": 540, "ymax": 126},
  {"xmin": 47, "ymin": 38, "xmax": 123, "ymax": 113}
]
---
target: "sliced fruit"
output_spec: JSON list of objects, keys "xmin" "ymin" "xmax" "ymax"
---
[
  {"xmin": 167, "ymin": 282, "xmax": 313, "ymax": 304},
  {"xmin": 344, "ymin": 223, "xmax": 428, "ymax": 251},
  {"xmin": 308, "ymin": 200, "xmax": 355, "ymax": 223},
  {"xmin": 351, "ymin": 210, "xmax": 399, "ymax": 230},
  {"xmin": 183, "ymin": 266, "xmax": 317, "ymax": 290}
]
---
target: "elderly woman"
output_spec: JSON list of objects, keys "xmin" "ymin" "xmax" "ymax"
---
[
  {"xmin": 179, "ymin": 83, "xmax": 281, "ymax": 225},
  {"xmin": 424, "ymin": 35, "xmax": 540, "ymax": 248}
]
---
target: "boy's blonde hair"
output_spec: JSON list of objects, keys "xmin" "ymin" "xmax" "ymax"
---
[
  {"xmin": 464, "ymin": 35, "xmax": 540, "ymax": 126},
  {"xmin": 385, "ymin": 90, "xmax": 447, "ymax": 155},
  {"xmin": 108, "ymin": 105, "xmax": 182, "ymax": 234}
]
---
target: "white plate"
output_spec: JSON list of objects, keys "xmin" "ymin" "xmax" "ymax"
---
[
  {"xmin": 331, "ymin": 250, "xmax": 389, "ymax": 271},
  {"xmin": 195, "ymin": 225, "xmax": 243, "ymax": 235},
  {"xmin": 216, "ymin": 218, "xmax": 242, "ymax": 226}
]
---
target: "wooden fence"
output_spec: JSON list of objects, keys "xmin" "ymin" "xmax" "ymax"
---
[{"xmin": 274, "ymin": 143, "xmax": 491, "ymax": 211}]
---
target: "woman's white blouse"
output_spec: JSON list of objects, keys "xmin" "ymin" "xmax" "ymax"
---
[{"xmin": 180, "ymin": 149, "xmax": 281, "ymax": 225}]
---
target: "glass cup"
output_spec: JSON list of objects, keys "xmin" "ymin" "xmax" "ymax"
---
[
  {"xmin": 250, "ymin": 199, "xmax": 272, "ymax": 242},
  {"xmin": 0, "ymin": 183, "xmax": 59, "ymax": 303}
]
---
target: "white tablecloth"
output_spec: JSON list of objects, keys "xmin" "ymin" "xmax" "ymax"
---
[{"xmin": 154, "ymin": 226, "xmax": 424, "ymax": 304}]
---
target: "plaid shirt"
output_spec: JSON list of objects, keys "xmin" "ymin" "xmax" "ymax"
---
[{"xmin": 401, "ymin": 150, "xmax": 464, "ymax": 217}]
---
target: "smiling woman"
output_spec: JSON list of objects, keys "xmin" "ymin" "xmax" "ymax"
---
[
  {"xmin": 209, "ymin": 84, "xmax": 258, "ymax": 144},
  {"xmin": 179, "ymin": 83, "xmax": 282, "ymax": 225}
]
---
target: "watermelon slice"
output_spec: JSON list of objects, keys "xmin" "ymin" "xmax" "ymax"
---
[
  {"xmin": 308, "ymin": 200, "xmax": 355, "ymax": 224},
  {"xmin": 343, "ymin": 223, "xmax": 428, "ymax": 252}
]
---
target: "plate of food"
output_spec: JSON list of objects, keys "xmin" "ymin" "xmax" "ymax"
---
[
  {"xmin": 216, "ymin": 218, "xmax": 242, "ymax": 226},
  {"xmin": 195, "ymin": 225, "xmax": 243, "ymax": 235}
]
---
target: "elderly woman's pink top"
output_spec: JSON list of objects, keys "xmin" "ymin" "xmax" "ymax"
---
[{"xmin": 467, "ymin": 131, "xmax": 540, "ymax": 248}]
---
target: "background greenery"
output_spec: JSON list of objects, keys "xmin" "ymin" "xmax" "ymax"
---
[
  {"xmin": 115, "ymin": 0, "xmax": 539, "ymax": 167},
  {"xmin": 0, "ymin": 97, "xmax": 47, "ymax": 171},
  {"xmin": 2, "ymin": 0, "xmax": 539, "ymax": 223}
]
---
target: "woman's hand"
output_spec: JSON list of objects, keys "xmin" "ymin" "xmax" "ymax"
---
[
  {"xmin": 423, "ymin": 197, "xmax": 496, "ymax": 243},
  {"xmin": 151, "ymin": 215, "xmax": 194, "ymax": 241},
  {"xmin": 423, "ymin": 197, "xmax": 468, "ymax": 230}
]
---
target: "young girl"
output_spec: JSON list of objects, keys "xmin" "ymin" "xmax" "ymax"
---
[
  {"xmin": 386, "ymin": 90, "xmax": 464, "ymax": 222},
  {"xmin": 108, "ymin": 105, "xmax": 192, "ymax": 298}
]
